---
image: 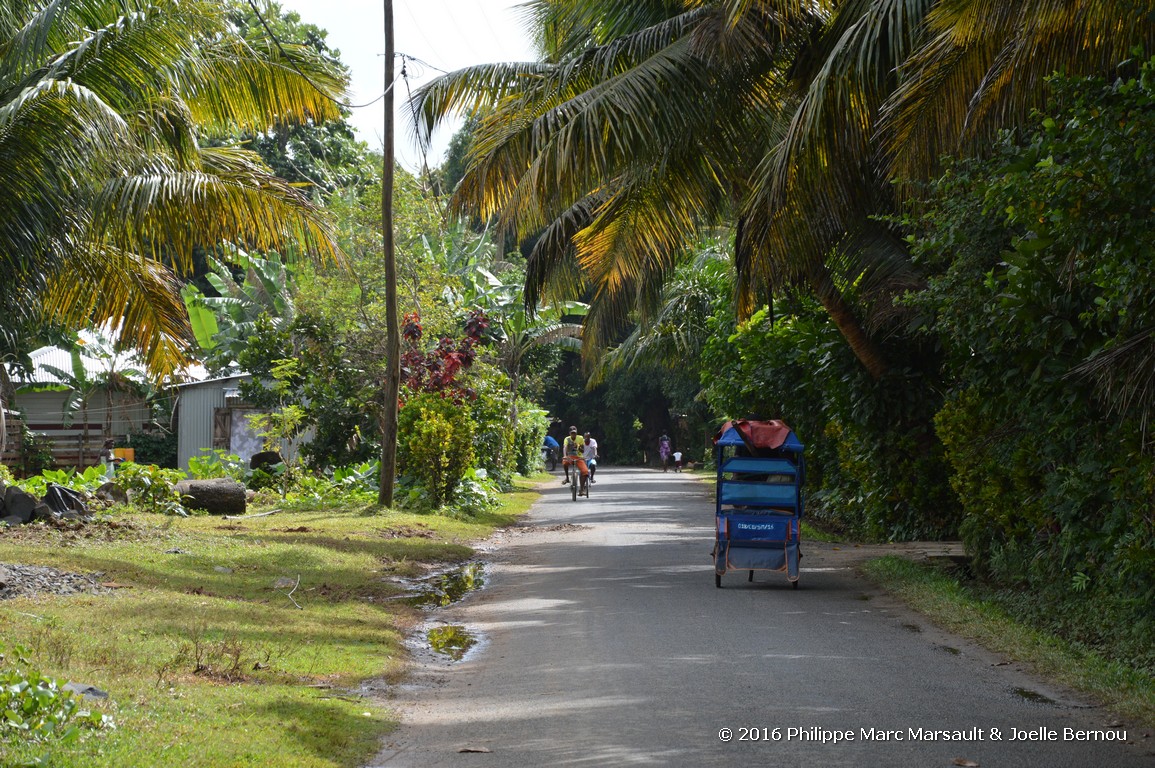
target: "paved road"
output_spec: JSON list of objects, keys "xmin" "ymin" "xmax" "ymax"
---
[{"xmin": 372, "ymin": 468, "xmax": 1152, "ymax": 767}]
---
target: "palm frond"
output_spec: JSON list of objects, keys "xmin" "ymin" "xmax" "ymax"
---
[
  {"xmin": 92, "ymin": 146, "xmax": 340, "ymax": 273},
  {"xmin": 41, "ymin": 243, "xmax": 192, "ymax": 379}
]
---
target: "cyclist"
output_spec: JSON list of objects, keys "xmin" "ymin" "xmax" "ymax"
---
[
  {"xmin": 561, "ymin": 426, "xmax": 586, "ymax": 485},
  {"xmin": 583, "ymin": 431, "xmax": 599, "ymax": 484},
  {"xmin": 542, "ymin": 434, "xmax": 560, "ymax": 470}
]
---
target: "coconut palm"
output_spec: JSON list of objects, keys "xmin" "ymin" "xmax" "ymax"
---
[
  {"xmin": 0, "ymin": 0, "xmax": 346, "ymax": 379},
  {"xmin": 411, "ymin": 1, "xmax": 899, "ymax": 377},
  {"xmin": 412, "ymin": 0, "xmax": 1154, "ymax": 381}
]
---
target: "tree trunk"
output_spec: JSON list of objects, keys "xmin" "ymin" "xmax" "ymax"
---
[
  {"xmin": 174, "ymin": 479, "xmax": 246, "ymax": 516},
  {"xmin": 809, "ymin": 266, "xmax": 888, "ymax": 381},
  {"xmin": 379, "ymin": 0, "xmax": 400, "ymax": 506}
]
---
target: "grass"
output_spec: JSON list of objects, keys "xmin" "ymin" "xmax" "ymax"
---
[
  {"xmin": 862, "ymin": 556, "xmax": 1155, "ymax": 728},
  {"xmin": 0, "ymin": 479, "xmax": 541, "ymax": 767}
]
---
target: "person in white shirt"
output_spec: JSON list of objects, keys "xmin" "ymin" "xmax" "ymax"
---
[
  {"xmin": 582, "ymin": 432, "xmax": 599, "ymax": 484},
  {"xmin": 672, "ymin": 450, "xmax": 683, "ymax": 472}
]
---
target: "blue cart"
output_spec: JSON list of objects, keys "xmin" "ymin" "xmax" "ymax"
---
[{"xmin": 712, "ymin": 420, "xmax": 804, "ymax": 589}]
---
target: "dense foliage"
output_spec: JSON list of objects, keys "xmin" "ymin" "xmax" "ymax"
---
[{"xmin": 903, "ymin": 60, "xmax": 1155, "ymax": 659}]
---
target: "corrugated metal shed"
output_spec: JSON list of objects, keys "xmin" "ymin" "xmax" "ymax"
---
[{"xmin": 176, "ymin": 374, "xmax": 251, "ymax": 470}]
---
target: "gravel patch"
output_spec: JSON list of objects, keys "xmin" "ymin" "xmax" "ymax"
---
[{"xmin": 0, "ymin": 562, "xmax": 112, "ymax": 600}]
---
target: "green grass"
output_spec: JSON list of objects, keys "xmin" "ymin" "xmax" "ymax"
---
[
  {"xmin": 0, "ymin": 481, "xmax": 536, "ymax": 767},
  {"xmin": 862, "ymin": 556, "xmax": 1155, "ymax": 728}
]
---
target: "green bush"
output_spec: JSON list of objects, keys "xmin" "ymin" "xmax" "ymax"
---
[
  {"xmin": 699, "ymin": 302, "xmax": 959, "ymax": 540},
  {"xmin": 904, "ymin": 59, "xmax": 1155, "ymax": 648},
  {"xmin": 514, "ymin": 404, "xmax": 549, "ymax": 475},
  {"xmin": 124, "ymin": 429, "xmax": 177, "ymax": 468},
  {"xmin": 398, "ymin": 392, "xmax": 476, "ymax": 510},
  {"xmin": 186, "ymin": 451, "xmax": 249, "ymax": 483},
  {"xmin": 114, "ymin": 462, "xmax": 188, "ymax": 516},
  {"xmin": 0, "ymin": 643, "xmax": 112, "ymax": 754}
]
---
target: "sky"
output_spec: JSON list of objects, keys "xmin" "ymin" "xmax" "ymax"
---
[{"xmin": 275, "ymin": 0, "xmax": 539, "ymax": 171}]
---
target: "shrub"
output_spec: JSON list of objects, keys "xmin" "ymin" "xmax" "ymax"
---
[
  {"xmin": 186, "ymin": 451, "xmax": 249, "ymax": 483},
  {"xmin": 398, "ymin": 392, "xmax": 476, "ymax": 510},
  {"xmin": 0, "ymin": 643, "xmax": 113, "ymax": 753},
  {"xmin": 114, "ymin": 462, "xmax": 188, "ymax": 516},
  {"xmin": 124, "ymin": 429, "xmax": 177, "ymax": 468}
]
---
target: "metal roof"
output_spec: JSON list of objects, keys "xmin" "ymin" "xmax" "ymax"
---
[{"xmin": 10, "ymin": 330, "xmax": 208, "ymax": 388}]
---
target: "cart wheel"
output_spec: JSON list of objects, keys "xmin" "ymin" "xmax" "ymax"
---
[
  {"xmin": 748, "ymin": 570, "xmax": 754, "ymax": 582},
  {"xmin": 715, "ymin": 573, "xmax": 722, "ymax": 589}
]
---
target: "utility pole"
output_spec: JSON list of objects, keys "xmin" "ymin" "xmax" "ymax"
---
[{"xmin": 379, "ymin": 0, "xmax": 400, "ymax": 506}]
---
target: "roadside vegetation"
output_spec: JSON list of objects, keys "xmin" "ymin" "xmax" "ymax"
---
[
  {"xmin": 862, "ymin": 557, "xmax": 1155, "ymax": 728},
  {"xmin": 0, "ymin": 477, "xmax": 541, "ymax": 767},
  {"xmin": 1, "ymin": 0, "xmax": 1153, "ymax": 761}
]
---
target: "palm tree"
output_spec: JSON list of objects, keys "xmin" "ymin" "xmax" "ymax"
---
[
  {"xmin": 411, "ymin": 0, "xmax": 1154, "ymax": 381},
  {"xmin": 411, "ymin": 1, "xmax": 889, "ymax": 373},
  {"xmin": 0, "ymin": 0, "xmax": 347, "ymax": 379}
]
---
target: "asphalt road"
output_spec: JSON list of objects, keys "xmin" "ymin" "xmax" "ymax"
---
[{"xmin": 371, "ymin": 467, "xmax": 1153, "ymax": 767}]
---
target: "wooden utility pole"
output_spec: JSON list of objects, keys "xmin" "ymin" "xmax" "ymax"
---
[{"xmin": 379, "ymin": 0, "xmax": 400, "ymax": 506}]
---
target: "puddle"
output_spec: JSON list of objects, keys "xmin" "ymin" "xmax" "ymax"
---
[
  {"xmin": 1013, "ymin": 687, "xmax": 1056, "ymax": 705},
  {"xmin": 405, "ymin": 563, "xmax": 485, "ymax": 608},
  {"xmin": 428, "ymin": 624, "xmax": 476, "ymax": 660}
]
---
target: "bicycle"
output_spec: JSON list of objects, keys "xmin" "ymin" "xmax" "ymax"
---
[
  {"xmin": 565, "ymin": 457, "xmax": 590, "ymax": 501},
  {"xmin": 541, "ymin": 445, "xmax": 558, "ymax": 471}
]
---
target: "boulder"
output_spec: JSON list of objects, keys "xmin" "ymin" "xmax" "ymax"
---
[
  {"xmin": 249, "ymin": 450, "xmax": 283, "ymax": 471},
  {"xmin": 1, "ymin": 515, "xmax": 23, "ymax": 528},
  {"xmin": 96, "ymin": 482, "xmax": 129, "ymax": 505},
  {"xmin": 174, "ymin": 478, "xmax": 246, "ymax": 516},
  {"xmin": 0, "ymin": 564, "xmax": 12, "ymax": 586},
  {"xmin": 30, "ymin": 503, "xmax": 57, "ymax": 522},
  {"xmin": 4, "ymin": 485, "xmax": 37, "ymax": 524}
]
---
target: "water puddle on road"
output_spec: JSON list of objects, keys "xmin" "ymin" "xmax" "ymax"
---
[
  {"xmin": 1013, "ymin": 687, "xmax": 1056, "ymax": 705},
  {"xmin": 427, "ymin": 624, "xmax": 477, "ymax": 660},
  {"xmin": 405, "ymin": 562, "xmax": 485, "ymax": 608}
]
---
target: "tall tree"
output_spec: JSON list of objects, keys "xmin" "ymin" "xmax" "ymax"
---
[
  {"xmin": 0, "ymin": 0, "xmax": 347, "ymax": 377},
  {"xmin": 409, "ymin": 0, "xmax": 1155, "ymax": 381}
]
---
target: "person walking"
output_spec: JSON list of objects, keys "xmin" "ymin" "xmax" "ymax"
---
[{"xmin": 658, "ymin": 433, "xmax": 672, "ymax": 472}]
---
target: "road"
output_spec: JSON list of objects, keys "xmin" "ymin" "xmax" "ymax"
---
[{"xmin": 371, "ymin": 467, "xmax": 1152, "ymax": 767}]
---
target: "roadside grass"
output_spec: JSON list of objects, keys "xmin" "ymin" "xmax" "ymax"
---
[
  {"xmin": 862, "ymin": 556, "xmax": 1155, "ymax": 728},
  {"xmin": 0, "ymin": 480, "xmax": 537, "ymax": 767}
]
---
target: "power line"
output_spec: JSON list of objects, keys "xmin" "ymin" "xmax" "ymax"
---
[{"xmin": 244, "ymin": 0, "xmax": 399, "ymax": 110}]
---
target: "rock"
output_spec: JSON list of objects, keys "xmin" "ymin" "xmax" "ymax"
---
[
  {"xmin": 63, "ymin": 682, "xmax": 109, "ymax": 699},
  {"xmin": 249, "ymin": 450, "xmax": 283, "ymax": 471},
  {"xmin": 0, "ymin": 515, "xmax": 23, "ymax": 528},
  {"xmin": 4, "ymin": 486, "xmax": 37, "ymax": 523},
  {"xmin": 95, "ymin": 482, "xmax": 129, "ymax": 505},
  {"xmin": 174, "ymin": 478, "xmax": 246, "ymax": 516},
  {"xmin": 30, "ymin": 503, "xmax": 57, "ymax": 522},
  {"xmin": 0, "ymin": 565, "xmax": 11, "ymax": 587}
]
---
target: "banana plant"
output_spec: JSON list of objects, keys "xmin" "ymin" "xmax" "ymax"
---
[{"xmin": 182, "ymin": 247, "xmax": 298, "ymax": 372}]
